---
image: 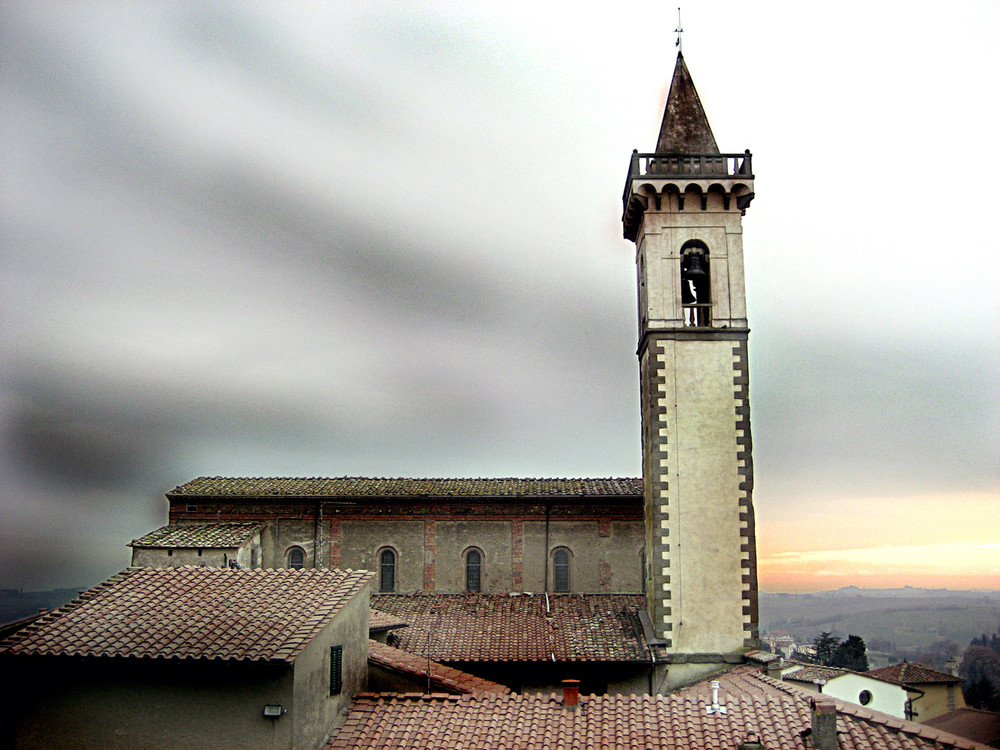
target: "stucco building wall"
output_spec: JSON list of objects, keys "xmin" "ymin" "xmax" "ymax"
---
[
  {"xmin": 913, "ymin": 683, "xmax": 966, "ymax": 721},
  {"xmin": 290, "ymin": 582, "xmax": 370, "ymax": 749},
  {"xmin": 6, "ymin": 657, "xmax": 295, "ymax": 749},
  {"xmin": 130, "ymin": 546, "xmax": 235, "ymax": 568}
]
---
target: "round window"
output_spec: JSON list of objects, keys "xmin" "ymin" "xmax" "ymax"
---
[{"xmin": 858, "ymin": 690, "xmax": 873, "ymax": 706}]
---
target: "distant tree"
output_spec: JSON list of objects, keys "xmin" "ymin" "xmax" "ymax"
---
[
  {"xmin": 961, "ymin": 645, "xmax": 1000, "ymax": 692},
  {"xmin": 963, "ymin": 675, "xmax": 999, "ymax": 711},
  {"xmin": 813, "ymin": 632, "xmax": 839, "ymax": 665},
  {"xmin": 830, "ymin": 634, "xmax": 869, "ymax": 672},
  {"xmin": 970, "ymin": 632, "xmax": 1000, "ymax": 656}
]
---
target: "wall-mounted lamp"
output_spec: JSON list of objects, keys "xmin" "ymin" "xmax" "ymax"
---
[{"xmin": 263, "ymin": 704, "xmax": 286, "ymax": 719}]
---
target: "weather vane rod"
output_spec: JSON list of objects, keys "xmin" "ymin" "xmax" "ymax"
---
[{"xmin": 675, "ymin": 7, "xmax": 683, "ymax": 53}]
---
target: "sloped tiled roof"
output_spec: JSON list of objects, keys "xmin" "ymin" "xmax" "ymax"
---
[
  {"xmin": 744, "ymin": 649, "xmax": 782, "ymax": 665},
  {"xmin": 925, "ymin": 708, "xmax": 1000, "ymax": 747},
  {"xmin": 371, "ymin": 593, "xmax": 648, "ymax": 663},
  {"xmin": 0, "ymin": 566, "xmax": 372, "ymax": 663},
  {"xmin": 128, "ymin": 522, "xmax": 264, "ymax": 549},
  {"xmin": 868, "ymin": 661, "xmax": 964, "ymax": 686},
  {"xmin": 783, "ymin": 664, "xmax": 853, "ymax": 684},
  {"xmin": 169, "ymin": 477, "xmax": 642, "ymax": 498},
  {"xmin": 368, "ymin": 640, "xmax": 511, "ymax": 696},
  {"xmin": 326, "ymin": 666, "xmax": 989, "ymax": 750},
  {"xmin": 369, "ymin": 609, "xmax": 409, "ymax": 634},
  {"xmin": 781, "ymin": 662, "xmax": 905, "ymax": 691}
]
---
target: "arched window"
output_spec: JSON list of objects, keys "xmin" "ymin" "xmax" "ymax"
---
[
  {"xmin": 287, "ymin": 546, "xmax": 305, "ymax": 570},
  {"xmin": 680, "ymin": 241, "xmax": 711, "ymax": 327},
  {"xmin": 379, "ymin": 548, "xmax": 396, "ymax": 593},
  {"xmin": 465, "ymin": 548, "xmax": 482, "ymax": 593},
  {"xmin": 553, "ymin": 548, "xmax": 571, "ymax": 593}
]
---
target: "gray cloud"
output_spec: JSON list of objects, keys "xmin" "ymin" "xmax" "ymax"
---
[{"xmin": 2, "ymin": 1, "xmax": 997, "ymax": 591}]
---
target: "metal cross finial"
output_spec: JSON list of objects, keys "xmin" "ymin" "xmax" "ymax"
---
[{"xmin": 675, "ymin": 8, "xmax": 683, "ymax": 52}]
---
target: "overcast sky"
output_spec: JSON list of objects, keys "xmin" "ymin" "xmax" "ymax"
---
[{"xmin": 2, "ymin": 1, "xmax": 998, "ymax": 593}]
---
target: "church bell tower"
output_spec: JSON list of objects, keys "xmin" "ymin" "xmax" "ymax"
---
[{"xmin": 623, "ymin": 52, "xmax": 758, "ymax": 687}]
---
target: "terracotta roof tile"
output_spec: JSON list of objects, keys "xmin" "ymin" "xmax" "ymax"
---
[
  {"xmin": 371, "ymin": 593, "xmax": 649, "ymax": 663},
  {"xmin": 744, "ymin": 649, "xmax": 782, "ymax": 664},
  {"xmin": 128, "ymin": 522, "xmax": 264, "ymax": 549},
  {"xmin": 169, "ymin": 476, "xmax": 642, "ymax": 498},
  {"xmin": 925, "ymin": 708, "xmax": 1000, "ymax": 747},
  {"xmin": 783, "ymin": 663, "xmax": 906, "ymax": 692},
  {"xmin": 868, "ymin": 661, "xmax": 964, "ymax": 686},
  {"xmin": 0, "ymin": 567, "xmax": 372, "ymax": 663},
  {"xmin": 783, "ymin": 664, "xmax": 852, "ymax": 684},
  {"xmin": 369, "ymin": 609, "xmax": 408, "ymax": 633},
  {"xmin": 326, "ymin": 667, "xmax": 991, "ymax": 749},
  {"xmin": 369, "ymin": 640, "xmax": 511, "ymax": 696}
]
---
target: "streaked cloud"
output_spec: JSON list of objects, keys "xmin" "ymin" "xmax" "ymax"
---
[{"xmin": 2, "ymin": 1, "xmax": 998, "ymax": 590}]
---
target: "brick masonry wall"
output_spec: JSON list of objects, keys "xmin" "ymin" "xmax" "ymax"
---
[
  {"xmin": 165, "ymin": 499, "xmax": 643, "ymax": 594},
  {"xmin": 600, "ymin": 561, "xmax": 613, "ymax": 592},
  {"xmin": 329, "ymin": 517, "xmax": 341, "ymax": 569}
]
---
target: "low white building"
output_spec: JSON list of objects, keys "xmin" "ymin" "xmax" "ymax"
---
[{"xmin": 781, "ymin": 663, "xmax": 910, "ymax": 718}]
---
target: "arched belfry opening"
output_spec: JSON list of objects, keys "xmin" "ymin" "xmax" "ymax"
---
[{"xmin": 680, "ymin": 241, "xmax": 710, "ymax": 326}]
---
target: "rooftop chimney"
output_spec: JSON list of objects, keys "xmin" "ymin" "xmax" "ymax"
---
[
  {"xmin": 945, "ymin": 657, "xmax": 960, "ymax": 677},
  {"xmin": 706, "ymin": 680, "xmax": 728, "ymax": 715},
  {"xmin": 809, "ymin": 699, "xmax": 838, "ymax": 750},
  {"xmin": 562, "ymin": 679, "xmax": 580, "ymax": 708}
]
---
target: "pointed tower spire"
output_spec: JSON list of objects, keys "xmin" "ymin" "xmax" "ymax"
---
[{"xmin": 655, "ymin": 52, "xmax": 720, "ymax": 154}]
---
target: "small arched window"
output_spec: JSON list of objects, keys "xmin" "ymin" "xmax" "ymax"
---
[
  {"xmin": 680, "ymin": 241, "xmax": 711, "ymax": 327},
  {"xmin": 553, "ymin": 548, "xmax": 571, "ymax": 593},
  {"xmin": 379, "ymin": 548, "xmax": 396, "ymax": 593},
  {"xmin": 287, "ymin": 546, "xmax": 305, "ymax": 570},
  {"xmin": 465, "ymin": 548, "xmax": 482, "ymax": 593}
]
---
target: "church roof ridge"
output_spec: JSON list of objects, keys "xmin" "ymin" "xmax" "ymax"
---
[
  {"xmin": 655, "ymin": 51, "xmax": 720, "ymax": 154},
  {"xmin": 168, "ymin": 476, "xmax": 643, "ymax": 498}
]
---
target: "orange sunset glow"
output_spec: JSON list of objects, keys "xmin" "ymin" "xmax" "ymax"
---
[{"xmin": 756, "ymin": 489, "xmax": 1000, "ymax": 592}]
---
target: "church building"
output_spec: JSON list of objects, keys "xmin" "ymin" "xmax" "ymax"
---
[{"xmin": 130, "ymin": 50, "xmax": 759, "ymax": 693}]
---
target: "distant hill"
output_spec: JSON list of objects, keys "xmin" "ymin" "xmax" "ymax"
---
[
  {"xmin": 0, "ymin": 587, "xmax": 82, "ymax": 625},
  {"xmin": 797, "ymin": 586, "xmax": 1000, "ymax": 600},
  {"xmin": 760, "ymin": 587, "xmax": 1000, "ymax": 669}
]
